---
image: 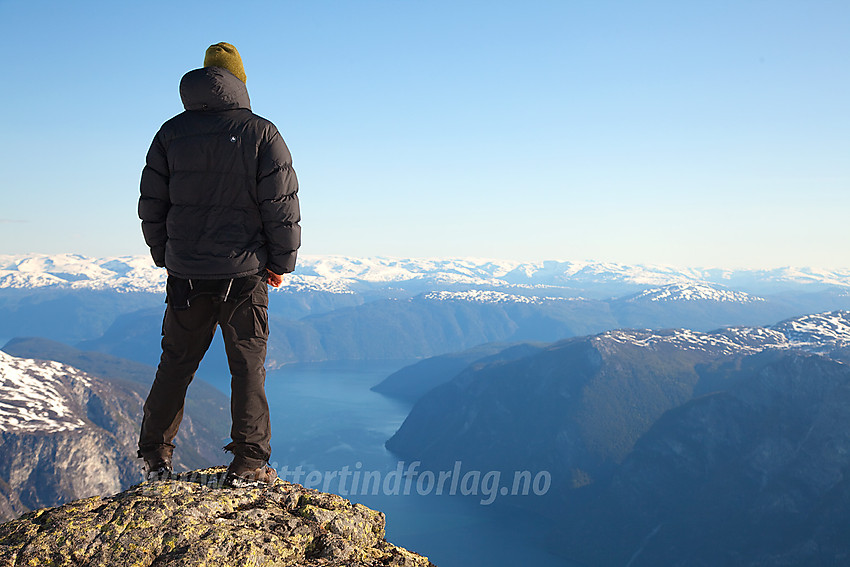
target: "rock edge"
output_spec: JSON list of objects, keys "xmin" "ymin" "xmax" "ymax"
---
[{"xmin": 0, "ymin": 466, "xmax": 434, "ymax": 567}]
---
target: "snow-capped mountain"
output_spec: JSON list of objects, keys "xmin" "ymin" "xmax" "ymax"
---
[
  {"xmin": 0, "ymin": 349, "xmax": 141, "ymax": 520},
  {"xmin": 421, "ymin": 290, "xmax": 582, "ymax": 304},
  {"xmin": 2, "ymin": 253, "xmax": 850, "ymax": 296},
  {"xmin": 0, "ymin": 342, "xmax": 233, "ymax": 521},
  {"xmin": 0, "ymin": 351, "xmax": 91, "ymax": 433},
  {"xmin": 622, "ymin": 283, "xmax": 765, "ymax": 303},
  {"xmin": 598, "ymin": 310, "xmax": 850, "ymax": 356},
  {"xmin": 771, "ymin": 311, "xmax": 850, "ymax": 346},
  {"xmin": 0, "ymin": 254, "xmax": 165, "ymax": 293},
  {"xmin": 4, "ymin": 254, "xmax": 850, "ymax": 365}
]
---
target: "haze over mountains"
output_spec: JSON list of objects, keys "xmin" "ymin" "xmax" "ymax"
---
[
  {"xmin": 3, "ymin": 254, "xmax": 850, "ymax": 368},
  {"xmin": 4, "ymin": 253, "xmax": 850, "ymax": 295}
]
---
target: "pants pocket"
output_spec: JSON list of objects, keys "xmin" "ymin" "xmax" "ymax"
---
[
  {"xmin": 252, "ymin": 284, "xmax": 269, "ymax": 338},
  {"xmin": 231, "ymin": 281, "xmax": 269, "ymax": 341}
]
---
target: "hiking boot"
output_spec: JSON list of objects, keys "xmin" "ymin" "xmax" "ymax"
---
[
  {"xmin": 145, "ymin": 462, "xmax": 173, "ymax": 481},
  {"xmin": 139, "ymin": 447, "xmax": 174, "ymax": 481},
  {"xmin": 143, "ymin": 456, "xmax": 173, "ymax": 481},
  {"xmin": 224, "ymin": 455, "xmax": 277, "ymax": 488}
]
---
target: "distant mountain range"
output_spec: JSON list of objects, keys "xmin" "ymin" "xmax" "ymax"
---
[
  {"xmin": 383, "ymin": 310, "xmax": 850, "ymax": 565},
  {"xmin": 0, "ymin": 339, "xmax": 229, "ymax": 521},
  {"xmin": 4, "ymin": 254, "xmax": 850, "ymax": 366},
  {"xmin": 3, "ymin": 253, "xmax": 850, "ymax": 295}
]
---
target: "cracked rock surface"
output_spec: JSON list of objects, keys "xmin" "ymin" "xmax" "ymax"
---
[{"xmin": 0, "ymin": 467, "xmax": 434, "ymax": 567}]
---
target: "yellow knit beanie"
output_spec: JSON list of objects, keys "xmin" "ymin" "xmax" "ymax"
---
[{"xmin": 203, "ymin": 42, "xmax": 246, "ymax": 84}]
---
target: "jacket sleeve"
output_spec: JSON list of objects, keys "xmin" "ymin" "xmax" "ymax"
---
[
  {"xmin": 138, "ymin": 131, "xmax": 170, "ymax": 267},
  {"xmin": 257, "ymin": 126, "xmax": 301, "ymax": 274}
]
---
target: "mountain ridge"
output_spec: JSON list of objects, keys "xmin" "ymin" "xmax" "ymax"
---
[
  {"xmin": 381, "ymin": 310, "xmax": 850, "ymax": 564},
  {"xmin": 385, "ymin": 310, "xmax": 850, "ymax": 489},
  {"xmin": 4, "ymin": 253, "xmax": 850, "ymax": 295},
  {"xmin": 5, "ymin": 254, "xmax": 850, "ymax": 359}
]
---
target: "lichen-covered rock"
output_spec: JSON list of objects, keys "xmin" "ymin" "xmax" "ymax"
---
[{"xmin": 0, "ymin": 466, "xmax": 434, "ymax": 567}]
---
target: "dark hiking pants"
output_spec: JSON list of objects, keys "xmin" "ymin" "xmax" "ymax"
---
[{"xmin": 138, "ymin": 274, "xmax": 271, "ymax": 467}]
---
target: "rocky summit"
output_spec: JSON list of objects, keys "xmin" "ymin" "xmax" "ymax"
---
[{"xmin": 0, "ymin": 466, "xmax": 433, "ymax": 567}]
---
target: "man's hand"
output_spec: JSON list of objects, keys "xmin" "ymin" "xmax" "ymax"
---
[{"xmin": 266, "ymin": 270, "xmax": 284, "ymax": 288}]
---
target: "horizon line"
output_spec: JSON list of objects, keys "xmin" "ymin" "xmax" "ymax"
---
[{"xmin": 2, "ymin": 251, "xmax": 850, "ymax": 273}]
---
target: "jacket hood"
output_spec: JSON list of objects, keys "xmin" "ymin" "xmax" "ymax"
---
[{"xmin": 179, "ymin": 67, "xmax": 251, "ymax": 112}]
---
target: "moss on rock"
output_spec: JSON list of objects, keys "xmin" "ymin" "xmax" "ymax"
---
[{"xmin": 0, "ymin": 466, "xmax": 434, "ymax": 567}]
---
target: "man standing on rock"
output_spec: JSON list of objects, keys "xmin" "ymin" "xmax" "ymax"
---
[{"xmin": 137, "ymin": 42, "xmax": 300, "ymax": 486}]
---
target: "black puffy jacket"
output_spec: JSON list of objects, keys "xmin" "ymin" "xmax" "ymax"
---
[{"xmin": 139, "ymin": 67, "xmax": 300, "ymax": 279}]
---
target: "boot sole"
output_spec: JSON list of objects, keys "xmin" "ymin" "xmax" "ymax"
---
[
  {"xmin": 145, "ymin": 470, "xmax": 174, "ymax": 482},
  {"xmin": 224, "ymin": 473, "xmax": 276, "ymax": 489}
]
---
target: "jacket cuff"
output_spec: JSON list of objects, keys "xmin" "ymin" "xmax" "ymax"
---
[
  {"xmin": 268, "ymin": 250, "xmax": 297, "ymax": 274},
  {"xmin": 150, "ymin": 248, "xmax": 166, "ymax": 268}
]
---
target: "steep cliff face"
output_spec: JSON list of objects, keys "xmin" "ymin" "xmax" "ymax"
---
[
  {"xmin": 0, "ymin": 351, "xmax": 142, "ymax": 519},
  {"xmin": 386, "ymin": 333, "xmax": 728, "ymax": 493},
  {"xmin": 2, "ymin": 337, "xmax": 229, "ymax": 470},
  {"xmin": 0, "ymin": 467, "xmax": 434, "ymax": 567},
  {"xmin": 556, "ymin": 353, "xmax": 850, "ymax": 566},
  {"xmin": 0, "ymin": 347, "xmax": 229, "ymax": 522},
  {"xmin": 382, "ymin": 312, "xmax": 850, "ymax": 564},
  {"xmin": 386, "ymin": 311, "xmax": 850, "ymax": 498}
]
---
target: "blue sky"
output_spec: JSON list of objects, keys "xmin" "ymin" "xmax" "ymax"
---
[{"xmin": 1, "ymin": 0, "xmax": 848, "ymax": 269}]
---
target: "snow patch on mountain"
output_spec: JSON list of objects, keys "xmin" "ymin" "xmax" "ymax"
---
[
  {"xmin": 598, "ymin": 328, "xmax": 784, "ymax": 356},
  {"xmin": 597, "ymin": 311, "xmax": 850, "ymax": 356},
  {"xmin": 422, "ymin": 290, "xmax": 580, "ymax": 304},
  {"xmin": 771, "ymin": 312, "xmax": 850, "ymax": 347},
  {"xmin": 625, "ymin": 283, "xmax": 765, "ymax": 303},
  {"xmin": 0, "ymin": 254, "xmax": 166, "ymax": 293},
  {"xmin": 501, "ymin": 260, "xmax": 704, "ymax": 287},
  {"xmin": 0, "ymin": 351, "xmax": 91, "ymax": 433}
]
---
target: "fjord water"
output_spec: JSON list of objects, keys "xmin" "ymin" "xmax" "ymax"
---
[{"xmin": 241, "ymin": 359, "xmax": 571, "ymax": 567}]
